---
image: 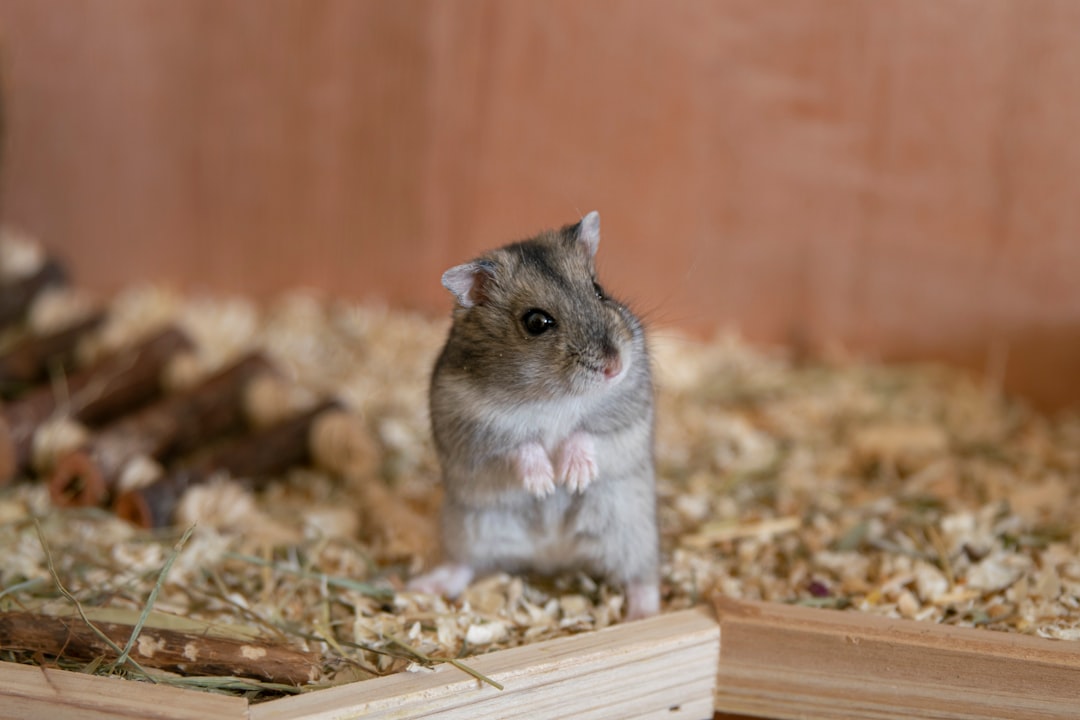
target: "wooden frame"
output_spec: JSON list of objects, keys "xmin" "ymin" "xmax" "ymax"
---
[
  {"xmin": 713, "ymin": 598, "xmax": 1080, "ymax": 720},
  {"xmin": 2, "ymin": 600, "xmax": 1078, "ymax": 719}
]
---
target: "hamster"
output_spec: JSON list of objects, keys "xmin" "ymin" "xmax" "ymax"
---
[{"xmin": 409, "ymin": 211, "xmax": 660, "ymax": 620}]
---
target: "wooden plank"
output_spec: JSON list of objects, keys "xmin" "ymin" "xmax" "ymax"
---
[
  {"xmin": 713, "ymin": 597, "xmax": 1080, "ymax": 720},
  {"xmin": 0, "ymin": 660, "xmax": 247, "ymax": 720},
  {"xmin": 250, "ymin": 607, "xmax": 719, "ymax": 720}
]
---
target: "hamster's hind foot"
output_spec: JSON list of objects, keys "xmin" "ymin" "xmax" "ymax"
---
[
  {"xmin": 624, "ymin": 581, "xmax": 660, "ymax": 621},
  {"xmin": 407, "ymin": 563, "xmax": 475, "ymax": 598}
]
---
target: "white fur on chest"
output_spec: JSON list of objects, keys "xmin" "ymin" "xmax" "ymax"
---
[
  {"xmin": 443, "ymin": 375, "xmax": 602, "ymax": 446},
  {"xmin": 476, "ymin": 393, "xmax": 595, "ymax": 451}
]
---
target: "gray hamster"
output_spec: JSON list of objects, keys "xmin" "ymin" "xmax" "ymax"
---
[{"xmin": 409, "ymin": 211, "xmax": 660, "ymax": 620}]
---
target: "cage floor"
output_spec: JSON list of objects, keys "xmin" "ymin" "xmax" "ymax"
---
[{"xmin": 1, "ymin": 285, "xmax": 1077, "ymax": 700}]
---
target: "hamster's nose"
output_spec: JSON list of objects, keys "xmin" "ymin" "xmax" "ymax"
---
[{"xmin": 602, "ymin": 354, "xmax": 623, "ymax": 379}]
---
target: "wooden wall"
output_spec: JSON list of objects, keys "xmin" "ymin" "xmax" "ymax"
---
[{"xmin": 0, "ymin": 0, "xmax": 1078, "ymax": 409}]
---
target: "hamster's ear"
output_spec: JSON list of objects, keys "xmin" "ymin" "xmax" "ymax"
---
[
  {"xmin": 575, "ymin": 210, "xmax": 600, "ymax": 258},
  {"xmin": 441, "ymin": 260, "xmax": 495, "ymax": 308}
]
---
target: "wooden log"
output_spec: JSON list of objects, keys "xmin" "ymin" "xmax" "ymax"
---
[
  {"xmin": 0, "ymin": 326, "xmax": 194, "ymax": 483},
  {"xmin": 250, "ymin": 606, "xmax": 720, "ymax": 720},
  {"xmin": 49, "ymin": 352, "xmax": 277, "ymax": 507},
  {"xmin": 0, "ymin": 660, "xmax": 247, "ymax": 720},
  {"xmin": 0, "ymin": 257, "xmax": 67, "ymax": 330},
  {"xmin": 0, "ymin": 611, "xmax": 320, "ymax": 686},
  {"xmin": 0, "ymin": 310, "xmax": 105, "ymax": 397},
  {"xmin": 114, "ymin": 399, "xmax": 343, "ymax": 528},
  {"xmin": 712, "ymin": 596, "xmax": 1080, "ymax": 720}
]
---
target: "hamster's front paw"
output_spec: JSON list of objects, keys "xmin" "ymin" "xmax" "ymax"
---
[
  {"xmin": 556, "ymin": 431, "xmax": 598, "ymax": 493},
  {"xmin": 515, "ymin": 441, "xmax": 556, "ymax": 497}
]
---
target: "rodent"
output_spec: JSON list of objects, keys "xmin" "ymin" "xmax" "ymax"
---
[{"xmin": 409, "ymin": 211, "xmax": 660, "ymax": 621}]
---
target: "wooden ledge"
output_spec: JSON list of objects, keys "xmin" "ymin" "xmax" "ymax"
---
[
  {"xmin": 0, "ymin": 660, "xmax": 247, "ymax": 720},
  {"xmin": 251, "ymin": 606, "xmax": 720, "ymax": 720},
  {"xmin": 713, "ymin": 597, "xmax": 1080, "ymax": 720}
]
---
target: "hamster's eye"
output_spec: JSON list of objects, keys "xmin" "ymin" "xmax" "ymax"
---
[
  {"xmin": 592, "ymin": 281, "xmax": 606, "ymax": 301},
  {"xmin": 521, "ymin": 309, "xmax": 556, "ymax": 336}
]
